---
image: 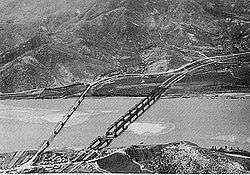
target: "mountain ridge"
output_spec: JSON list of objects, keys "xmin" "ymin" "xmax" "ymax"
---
[{"xmin": 0, "ymin": 0, "xmax": 249, "ymax": 93}]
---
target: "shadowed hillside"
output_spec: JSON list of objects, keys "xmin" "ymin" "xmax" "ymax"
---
[
  {"xmin": 0, "ymin": 0, "xmax": 249, "ymax": 93},
  {"xmin": 0, "ymin": 141, "xmax": 249, "ymax": 173}
]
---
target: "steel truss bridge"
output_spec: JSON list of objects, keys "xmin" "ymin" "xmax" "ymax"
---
[{"xmin": 2, "ymin": 52, "xmax": 249, "ymax": 173}]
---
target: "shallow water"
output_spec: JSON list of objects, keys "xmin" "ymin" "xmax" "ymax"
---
[{"xmin": 0, "ymin": 97, "xmax": 249, "ymax": 153}]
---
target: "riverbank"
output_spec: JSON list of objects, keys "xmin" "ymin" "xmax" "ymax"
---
[
  {"xmin": 0, "ymin": 65, "xmax": 249, "ymax": 100},
  {"xmin": 0, "ymin": 141, "xmax": 249, "ymax": 173}
]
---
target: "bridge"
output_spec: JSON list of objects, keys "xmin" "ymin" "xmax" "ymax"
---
[{"xmin": 3, "ymin": 52, "xmax": 249, "ymax": 173}]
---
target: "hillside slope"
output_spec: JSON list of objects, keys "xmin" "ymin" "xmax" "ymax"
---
[
  {"xmin": 0, "ymin": 0, "xmax": 249, "ymax": 93},
  {"xmin": 1, "ymin": 141, "xmax": 249, "ymax": 173}
]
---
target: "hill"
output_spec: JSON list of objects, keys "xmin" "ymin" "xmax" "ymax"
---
[
  {"xmin": 0, "ymin": 0, "xmax": 249, "ymax": 93},
  {"xmin": 1, "ymin": 141, "xmax": 249, "ymax": 173}
]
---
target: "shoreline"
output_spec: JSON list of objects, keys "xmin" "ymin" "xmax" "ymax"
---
[{"xmin": 0, "ymin": 91, "xmax": 249, "ymax": 101}]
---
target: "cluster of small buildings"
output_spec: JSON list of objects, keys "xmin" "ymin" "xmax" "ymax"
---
[
  {"xmin": 211, "ymin": 146, "xmax": 250, "ymax": 157},
  {"xmin": 211, "ymin": 146, "xmax": 242, "ymax": 152}
]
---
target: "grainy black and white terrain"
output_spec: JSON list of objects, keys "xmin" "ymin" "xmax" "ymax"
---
[
  {"xmin": 0, "ymin": 0, "xmax": 249, "ymax": 174},
  {"xmin": 0, "ymin": 0, "xmax": 249, "ymax": 96},
  {"xmin": 1, "ymin": 141, "xmax": 250, "ymax": 173}
]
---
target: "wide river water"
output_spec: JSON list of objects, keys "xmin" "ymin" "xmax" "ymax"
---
[{"xmin": 0, "ymin": 97, "xmax": 249, "ymax": 153}]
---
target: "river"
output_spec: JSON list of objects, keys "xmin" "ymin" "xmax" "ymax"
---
[{"xmin": 0, "ymin": 97, "xmax": 249, "ymax": 153}]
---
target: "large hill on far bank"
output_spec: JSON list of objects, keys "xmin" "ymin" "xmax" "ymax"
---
[{"xmin": 0, "ymin": 0, "xmax": 249, "ymax": 93}]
